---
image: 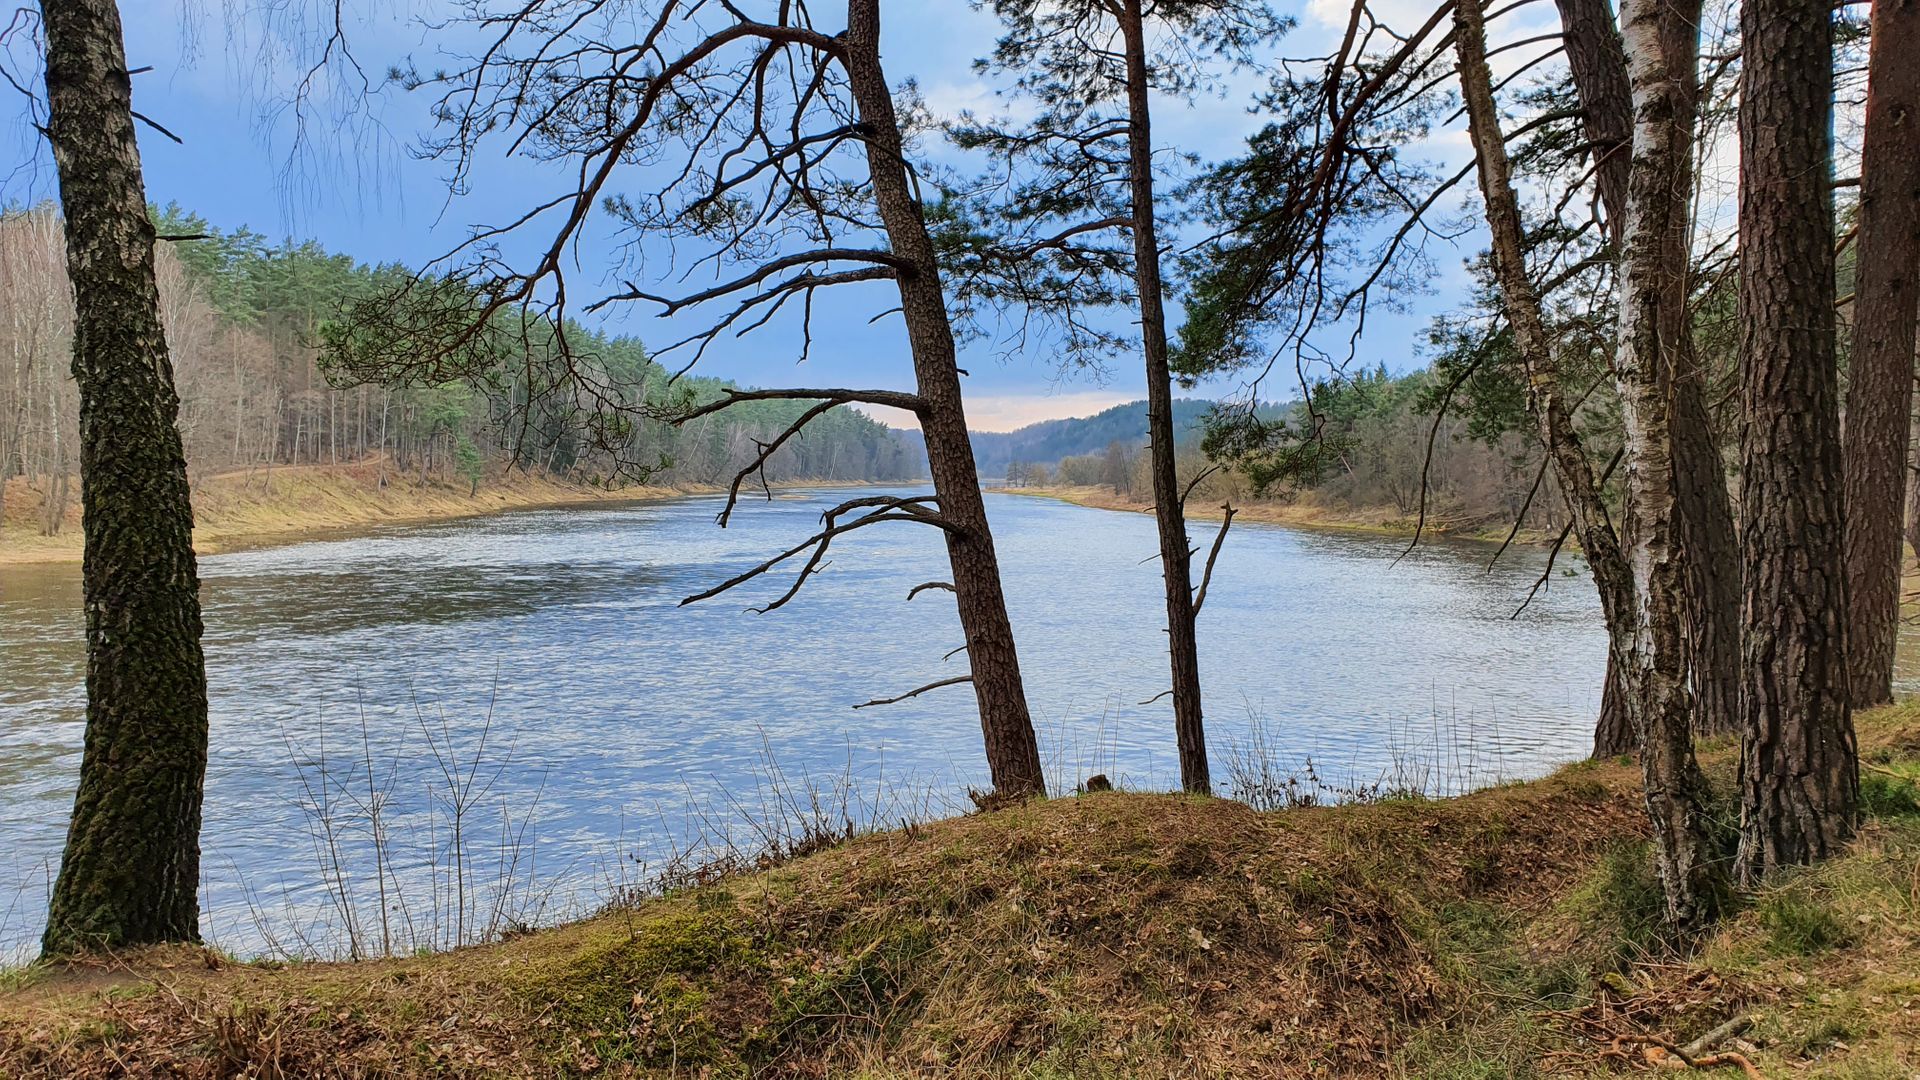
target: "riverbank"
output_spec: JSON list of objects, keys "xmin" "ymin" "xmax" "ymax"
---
[
  {"xmin": 996, "ymin": 484, "xmax": 1557, "ymax": 546},
  {"xmin": 6, "ymin": 702, "xmax": 1918, "ymax": 1077},
  {"xmin": 0, "ymin": 464, "xmax": 864, "ymax": 566}
]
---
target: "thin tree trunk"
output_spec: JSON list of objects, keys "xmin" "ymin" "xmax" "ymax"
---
[
  {"xmin": 1735, "ymin": 0, "xmax": 1858, "ymax": 883},
  {"xmin": 1455, "ymin": 0, "xmax": 1718, "ymax": 929},
  {"xmin": 1613, "ymin": 0, "xmax": 1724, "ymax": 928},
  {"xmin": 1120, "ymin": 0, "xmax": 1209, "ymax": 795},
  {"xmin": 39, "ymin": 0, "xmax": 209, "ymax": 956},
  {"xmin": 844, "ymin": 0, "xmax": 1045, "ymax": 797},
  {"xmin": 1556, "ymin": 0, "xmax": 1741, "ymax": 740},
  {"xmin": 1843, "ymin": 0, "xmax": 1920, "ymax": 709}
]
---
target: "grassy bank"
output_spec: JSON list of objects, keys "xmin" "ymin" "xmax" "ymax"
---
[
  {"xmin": 0, "ymin": 463, "xmax": 836, "ymax": 566},
  {"xmin": 996, "ymin": 485, "xmax": 1555, "ymax": 546},
  {"xmin": 5, "ymin": 704, "xmax": 1919, "ymax": 1077}
]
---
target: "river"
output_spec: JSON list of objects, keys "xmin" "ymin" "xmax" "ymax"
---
[{"xmin": 0, "ymin": 486, "xmax": 1607, "ymax": 960}]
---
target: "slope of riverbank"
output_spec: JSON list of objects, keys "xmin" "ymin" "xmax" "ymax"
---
[
  {"xmin": 0, "ymin": 463, "xmax": 816, "ymax": 566},
  {"xmin": 997, "ymin": 484, "xmax": 1558, "ymax": 546},
  {"xmin": 6, "ymin": 703, "xmax": 1918, "ymax": 1077}
]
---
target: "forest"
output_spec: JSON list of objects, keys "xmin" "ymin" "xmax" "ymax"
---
[
  {"xmin": 0, "ymin": 203, "xmax": 922, "ymax": 539},
  {"xmin": 2, "ymin": 0, "xmax": 1918, "ymax": 1074}
]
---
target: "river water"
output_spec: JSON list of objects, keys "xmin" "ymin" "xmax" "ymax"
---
[{"xmin": 0, "ymin": 486, "xmax": 1607, "ymax": 959}]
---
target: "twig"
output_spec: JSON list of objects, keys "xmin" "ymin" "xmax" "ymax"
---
[{"xmin": 1486, "ymin": 453, "xmax": 1551, "ymax": 572}]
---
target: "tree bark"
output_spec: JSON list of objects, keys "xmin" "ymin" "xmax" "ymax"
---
[
  {"xmin": 1120, "ymin": 0, "xmax": 1210, "ymax": 795},
  {"xmin": 39, "ymin": 0, "xmax": 210, "ymax": 955},
  {"xmin": 1594, "ymin": 656, "xmax": 1636, "ymax": 758},
  {"xmin": 1843, "ymin": 0, "xmax": 1920, "ymax": 709},
  {"xmin": 1907, "ymin": 372, "xmax": 1920, "ymax": 560},
  {"xmin": 1455, "ymin": 0, "xmax": 1719, "ymax": 930},
  {"xmin": 1612, "ymin": 0, "xmax": 1724, "ymax": 928},
  {"xmin": 844, "ymin": 0, "xmax": 1046, "ymax": 797},
  {"xmin": 1555, "ymin": 0, "xmax": 1741, "ymax": 740},
  {"xmin": 1735, "ymin": 0, "xmax": 1858, "ymax": 884}
]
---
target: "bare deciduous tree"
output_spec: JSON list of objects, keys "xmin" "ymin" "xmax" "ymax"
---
[{"xmin": 1455, "ymin": 0, "xmax": 1721, "ymax": 927}]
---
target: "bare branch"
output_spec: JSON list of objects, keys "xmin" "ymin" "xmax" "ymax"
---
[
  {"xmin": 713, "ymin": 399, "xmax": 838, "ymax": 527},
  {"xmin": 1486, "ymin": 453, "xmax": 1553, "ymax": 572},
  {"xmin": 1191, "ymin": 504, "xmax": 1237, "ymax": 617},
  {"xmin": 673, "ymin": 386, "xmax": 926, "ymax": 425},
  {"xmin": 1511, "ymin": 446, "xmax": 1623, "ymax": 618},
  {"xmin": 681, "ymin": 495, "xmax": 954, "ymax": 612},
  {"xmin": 853, "ymin": 676, "xmax": 974, "ymax": 709}
]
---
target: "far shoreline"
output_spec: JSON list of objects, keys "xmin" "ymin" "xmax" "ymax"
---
[
  {"xmin": 991, "ymin": 484, "xmax": 1565, "ymax": 549},
  {"xmin": 0, "ymin": 464, "xmax": 899, "ymax": 568}
]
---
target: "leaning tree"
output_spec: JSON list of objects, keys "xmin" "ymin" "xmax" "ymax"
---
[{"xmin": 325, "ymin": 0, "xmax": 1047, "ymax": 796}]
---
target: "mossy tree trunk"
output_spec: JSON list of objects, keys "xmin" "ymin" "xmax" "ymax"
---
[{"xmin": 39, "ymin": 0, "xmax": 210, "ymax": 956}]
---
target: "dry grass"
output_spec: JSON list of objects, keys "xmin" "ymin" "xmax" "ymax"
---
[
  {"xmin": 0, "ymin": 741, "xmax": 1646, "ymax": 1076},
  {"xmin": 4, "ymin": 710, "xmax": 1917, "ymax": 1077},
  {"xmin": 2, "ymin": 462, "xmax": 754, "ymax": 566}
]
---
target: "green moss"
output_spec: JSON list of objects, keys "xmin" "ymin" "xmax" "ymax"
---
[
  {"xmin": 1860, "ymin": 773, "xmax": 1920, "ymax": 819},
  {"xmin": 1759, "ymin": 887, "xmax": 1853, "ymax": 956},
  {"xmin": 759, "ymin": 917, "xmax": 936, "ymax": 1052},
  {"xmin": 1566, "ymin": 842, "xmax": 1670, "ymax": 965},
  {"xmin": 510, "ymin": 901, "xmax": 768, "ymax": 1069}
]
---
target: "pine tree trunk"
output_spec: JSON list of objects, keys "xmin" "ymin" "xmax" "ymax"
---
[
  {"xmin": 844, "ymin": 0, "xmax": 1045, "ymax": 797},
  {"xmin": 1843, "ymin": 0, "xmax": 1920, "ymax": 709},
  {"xmin": 1555, "ymin": 0, "xmax": 1741, "ymax": 740},
  {"xmin": 1594, "ymin": 656, "xmax": 1636, "ymax": 758},
  {"xmin": 1735, "ymin": 0, "xmax": 1859, "ymax": 883},
  {"xmin": 1120, "ymin": 0, "xmax": 1209, "ymax": 795},
  {"xmin": 39, "ymin": 0, "xmax": 210, "ymax": 956},
  {"xmin": 1455, "ymin": 0, "xmax": 1719, "ymax": 929}
]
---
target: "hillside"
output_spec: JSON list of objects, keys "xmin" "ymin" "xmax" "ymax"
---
[
  {"xmin": 7, "ymin": 704, "xmax": 1919, "ymax": 1077},
  {"xmin": 970, "ymin": 399, "xmax": 1222, "ymax": 475},
  {"xmin": 894, "ymin": 399, "xmax": 1226, "ymax": 477}
]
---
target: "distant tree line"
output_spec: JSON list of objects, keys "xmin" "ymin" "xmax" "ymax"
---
[
  {"xmin": 1004, "ymin": 366, "xmax": 1563, "ymax": 540},
  {"xmin": 0, "ymin": 204, "xmax": 923, "ymax": 534}
]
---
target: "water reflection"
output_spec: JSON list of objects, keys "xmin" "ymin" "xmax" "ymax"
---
[{"xmin": 0, "ymin": 487, "xmax": 1607, "ymax": 956}]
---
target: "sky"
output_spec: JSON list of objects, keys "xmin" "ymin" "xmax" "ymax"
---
[{"xmin": 0, "ymin": 0, "xmax": 1564, "ymax": 432}]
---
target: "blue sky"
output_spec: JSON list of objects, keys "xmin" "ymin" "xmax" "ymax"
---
[{"xmin": 0, "ymin": 0, "xmax": 1550, "ymax": 431}]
